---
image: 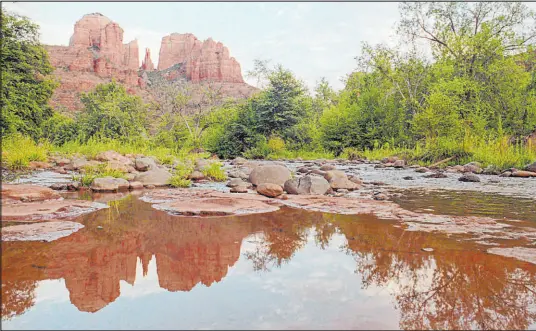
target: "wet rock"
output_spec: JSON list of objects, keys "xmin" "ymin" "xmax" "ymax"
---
[
  {"xmin": 257, "ymin": 183, "xmax": 283, "ymax": 198},
  {"xmin": 511, "ymin": 170, "xmax": 536, "ymax": 178},
  {"xmin": 135, "ymin": 157, "xmax": 157, "ymax": 171},
  {"xmin": 488, "ymin": 178, "xmax": 500, "ymax": 183},
  {"xmin": 393, "ymin": 160, "xmax": 405, "ymax": 168},
  {"xmin": 381, "ymin": 156, "xmax": 398, "ymax": 164},
  {"xmin": 284, "ymin": 176, "xmax": 330, "ymax": 195},
  {"xmin": 309, "ymin": 169, "xmax": 326, "ymax": 176},
  {"xmin": 487, "ymin": 247, "xmax": 536, "ymax": 265},
  {"xmin": 319, "ymin": 164, "xmax": 336, "ymax": 171},
  {"xmin": 424, "ymin": 172, "xmax": 448, "ymax": 179},
  {"xmin": 231, "ymin": 157, "xmax": 247, "ymax": 165},
  {"xmin": 348, "ymin": 175, "xmax": 362, "ymax": 185},
  {"xmin": 499, "ymin": 171, "xmax": 512, "ymax": 177},
  {"xmin": 189, "ymin": 171, "xmax": 205, "ymax": 180},
  {"xmin": 373, "ymin": 193, "xmax": 388, "ymax": 201},
  {"xmin": 2, "ymin": 199, "xmax": 107, "ymax": 222},
  {"xmin": 375, "ymin": 164, "xmax": 386, "ymax": 169},
  {"xmin": 90, "ymin": 177, "xmax": 129, "ymax": 192},
  {"xmin": 370, "ymin": 181, "xmax": 386, "ymax": 186},
  {"xmin": 145, "ymin": 184, "xmax": 156, "ymax": 189},
  {"xmin": 230, "ymin": 185, "xmax": 248, "ymax": 193},
  {"xmin": 50, "ymin": 183, "xmax": 68, "ymax": 191},
  {"xmin": 67, "ymin": 182, "xmax": 80, "ymax": 191},
  {"xmin": 415, "ymin": 167, "xmax": 429, "ymax": 173},
  {"xmin": 55, "ymin": 167, "xmax": 68, "ymax": 174},
  {"xmin": 458, "ymin": 173, "xmax": 481, "ymax": 182},
  {"xmin": 526, "ymin": 161, "xmax": 536, "ymax": 173},
  {"xmin": 2, "ymin": 221, "xmax": 85, "ymax": 242},
  {"xmin": 2, "ymin": 184, "xmax": 61, "ymax": 202},
  {"xmin": 129, "ymin": 181, "xmax": 144, "ymax": 190},
  {"xmin": 134, "ymin": 167, "xmax": 172, "ymax": 186},
  {"xmin": 403, "ymin": 176, "xmax": 414, "ymax": 180},
  {"xmin": 297, "ymin": 167, "xmax": 310, "ymax": 173},
  {"xmin": 249, "ymin": 165, "xmax": 291, "ymax": 187},
  {"xmin": 227, "ymin": 178, "xmax": 246, "ymax": 188}
]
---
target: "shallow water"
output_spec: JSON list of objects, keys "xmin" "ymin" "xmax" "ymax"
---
[{"xmin": 2, "ymin": 193, "xmax": 535, "ymax": 330}]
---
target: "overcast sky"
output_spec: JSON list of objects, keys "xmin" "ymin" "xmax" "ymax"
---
[{"xmin": 5, "ymin": 2, "xmax": 536, "ymax": 91}]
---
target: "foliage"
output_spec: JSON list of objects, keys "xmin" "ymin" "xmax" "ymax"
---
[
  {"xmin": 1, "ymin": 134, "xmax": 50, "ymax": 170},
  {"xmin": 41, "ymin": 113, "xmax": 78, "ymax": 145},
  {"xmin": 73, "ymin": 163, "xmax": 127, "ymax": 187},
  {"xmin": 1, "ymin": 9, "xmax": 58, "ymax": 139},
  {"xmin": 201, "ymin": 162, "xmax": 227, "ymax": 181},
  {"xmin": 75, "ymin": 82, "xmax": 149, "ymax": 143},
  {"xmin": 168, "ymin": 162, "xmax": 194, "ymax": 188}
]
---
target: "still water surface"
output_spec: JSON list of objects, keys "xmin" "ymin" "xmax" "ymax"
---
[{"xmin": 2, "ymin": 192, "xmax": 535, "ymax": 330}]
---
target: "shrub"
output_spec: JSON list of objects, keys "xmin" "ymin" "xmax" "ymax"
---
[
  {"xmin": 73, "ymin": 163, "xmax": 127, "ymax": 187},
  {"xmin": 1, "ymin": 134, "xmax": 50, "ymax": 170},
  {"xmin": 202, "ymin": 162, "xmax": 226, "ymax": 181}
]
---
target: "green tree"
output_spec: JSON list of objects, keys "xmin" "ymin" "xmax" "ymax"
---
[
  {"xmin": 1, "ymin": 9, "xmax": 57, "ymax": 139},
  {"xmin": 76, "ymin": 81, "xmax": 148, "ymax": 142}
]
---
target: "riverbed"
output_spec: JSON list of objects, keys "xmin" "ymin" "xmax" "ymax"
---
[{"xmin": 1, "ymin": 164, "xmax": 535, "ymax": 329}]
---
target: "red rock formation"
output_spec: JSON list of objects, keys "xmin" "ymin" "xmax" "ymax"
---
[
  {"xmin": 46, "ymin": 13, "xmax": 254, "ymax": 111},
  {"xmin": 158, "ymin": 33, "xmax": 245, "ymax": 83},
  {"xmin": 141, "ymin": 48, "xmax": 155, "ymax": 71},
  {"xmin": 46, "ymin": 13, "xmax": 141, "ymax": 110}
]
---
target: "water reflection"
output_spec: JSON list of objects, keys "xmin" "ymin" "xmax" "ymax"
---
[{"xmin": 2, "ymin": 194, "xmax": 535, "ymax": 330}]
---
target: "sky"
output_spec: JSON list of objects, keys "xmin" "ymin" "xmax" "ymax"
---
[{"xmin": 5, "ymin": 2, "xmax": 535, "ymax": 91}]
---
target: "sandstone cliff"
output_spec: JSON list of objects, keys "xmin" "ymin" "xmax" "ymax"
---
[{"xmin": 46, "ymin": 13, "xmax": 256, "ymax": 111}]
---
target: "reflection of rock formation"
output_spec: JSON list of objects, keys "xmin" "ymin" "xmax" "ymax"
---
[
  {"xmin": 1, "ymin": 195, "xmax": 263, "ymax": 314},
  {"xmin": 2, "ymin": 196, "xmax": 535, "ymax": 330}
]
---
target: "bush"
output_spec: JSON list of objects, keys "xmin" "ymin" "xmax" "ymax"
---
[
  {"xmin": 42, "ymin": 112, "xmax": 78, "ymax": 145},
  {"xmin": 1, "ymin": 134, "xmax": 50, "ymax": 170},
  {"xmin": 168, "ymin": 161, "xmax": 194, "ymax": 187},
  {"xmin": 168, "ymin": 175, "xmax": 191, "ymax": 188},
  {"xmin": 202, "ymin": 162, "xmax": 226, "ymax": 181}
]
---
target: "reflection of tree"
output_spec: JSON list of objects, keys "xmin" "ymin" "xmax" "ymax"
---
[
  {"xmin": 336, "ymin": 216, "xmax": 536, "ymax": 330},
  {"xmin": 1, "ymin": 280, "xmax": 37, "ymax": 321}
]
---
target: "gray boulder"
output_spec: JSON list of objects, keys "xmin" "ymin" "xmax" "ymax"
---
[
  {"xmin": 249, "ymin": 165, "xmax": 291, "ymax": 187},
  {"xmin": 134, "ymin": 167, "xmax": 172, "ymax": 186},
  {"xmin": 135, "ymin": 157, "xmax": 157, "ymax": 172},
  {"xmin": 91, "ymin": 177, "xmax": 129, "ymax": 192},
  {"xmin": 284, "ymin": 175, "xmax": 330, "ymax": 195},
  {"xmin": 458, "ymin": 173, "xmax": 481, "ymax": 182}
]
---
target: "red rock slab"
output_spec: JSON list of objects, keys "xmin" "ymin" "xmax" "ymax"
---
[
  {"xmin": 2, "ymin": 221, "xmax": 85, "ymax": 242},
  {"xmin": 487, "ymin": 247, "xmax": 536, "ymax": 265},
  {"xmin": 1, "ymin": 184, "xmax": 61, "ymax": 202},
  {"xmin": 2, "ymin": 199, "xmax": 108, "ymax": 222}
]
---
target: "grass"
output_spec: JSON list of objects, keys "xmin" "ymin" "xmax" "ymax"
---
[
  {"xmin": 1, "ymin": 134, "xmax": 51, "ymax": 170},
  {"xmin": 168, "ymin": 161, "xmax": 194, "ymax": 188},
  {"xmin": 73, "ymin": 163, "xmax": 127, "ymax": 187},
  {"xmin": 201, "ymin": 162, "xmax": 227, "ymax": 181},
  {"xmin": 338, "ymin": 135, "xmax": 535, "ymax": 170},
  {"xmin": 51, "ymin": 137, "xmax": 210, "ymax": 165},
  {"xmin": 266, "ymin": 149, "xmax": 335, "ymax": 160}
]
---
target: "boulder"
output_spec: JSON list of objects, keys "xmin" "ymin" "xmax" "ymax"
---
[
  {"xmin": 482, "ymin": 165, "xmax": 501, "ymax": 175},
  {"xmin": 134, "ymin": 167, "xmax": 172, "ymax": 187},
  {"xmin": 309, "ymin": 169, "xmax": 326, "ymax": 176},
  {"xmin": 415, "ymin": 167, "xmax": 429, "ymax": 173},
  {"xmin": 463, "ymin": 162, "xmax": 482, "ymax": 174},
  {"xmin": 94, "ymin": 150, "xmax": 132, "ymax": 165},
  {"xmin": 189, "ymin": 171, "xmax": 205, "ymax": 180},
  {"xmin": 348, "ymin": 175, "xmax": 362, "ymax": 185},
  {"xmin": 249, "ymin": 165, "xmax": 291, "ymax": 187},
  {"xmin": 55, "ymin": 158, "xmax": 72, "ymax": 167},
  {"xmin": 458, "ymin": 173, "xmax": 481, "ymax": 182},
  {"xmin": 323, "ymin": 170, "xmax": 347, "ymax": 182},
  {"xmin": 128, "ymin": 181, "xmax": 144, "ymax": 190},
  {"xmin": 499, "ymin": 171, "xmax": 512, "ymax": 177},
  {"xmin": 393, "ymin": 160, "xmax": 406, "ymax": 168},
  {"xmin": 231, "ymin": 157, "xmax": 248, "ymax": 165},
  {"xmin": 511, "ymin": 170, "xmax": 536, "ymax": 178},
  {"xmin": 135, "ymin": 157, "xmax": 157, "ymax": 171},
  {"xmin": 230, "ymin": 185, "xmax": 248, "ymax": 193},
  {"xmin": 329, "ymin": 177, "xmax": 360, "ymax": 191},
  {"xmin": 107, "ymin": 160, "xmax": 129, "ymax": 173},
  {"xmin": 526, "ymin": 161, "xmax": 536, "ymax": 173},
  {"xmin": 90, "ymin": 177, "xmax": 129, "ymax": 192},
  {"xmin": 28, "ymin": 161, "xmax": 52, "ymax": 170},
  {"xmin": 227, "ymin": 178, "xmax": 245, "ymax": 188},
  {"xmin": 319, "ymin": 164, "xmax": 336, "ymax": 171},
  {"xmin": 297, "ymin": 167, "xmax": 310, "ymax": 174},
  {"xmin": 283, "ymin": 176, "xmax": 330, "ymax": 195},
  {"xmin": 424, "ymin": 172, "xmax": 448, "ymax": 178},
  {"xmin": 257, "ymin": 183, "xmax": 283, "ymax": 198}
]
